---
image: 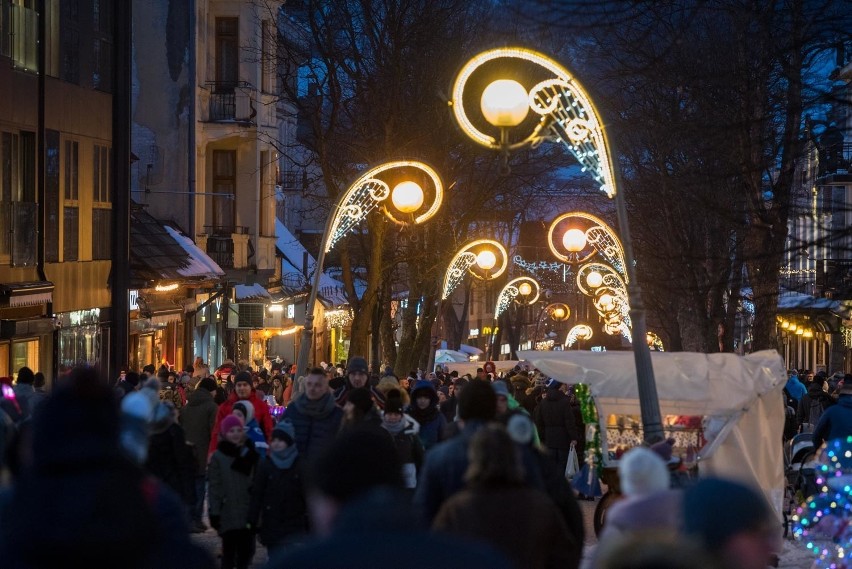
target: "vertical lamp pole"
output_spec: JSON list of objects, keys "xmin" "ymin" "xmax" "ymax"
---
[
  {"xmin": 450, "ymin": 48, "xmax": 664, "ymax": 443},
  {"xmin": 295, "ymin": 161, "xmax": 445, "ymax": 376}
]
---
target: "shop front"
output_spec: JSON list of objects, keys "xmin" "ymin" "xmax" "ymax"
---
[
  {"xmin": 57, "ymin": 308, "xmax": 103, "ymax": 370},
  {"xmin": 0, "ymin": 281, "xmax": 57, "ymax": 380}
]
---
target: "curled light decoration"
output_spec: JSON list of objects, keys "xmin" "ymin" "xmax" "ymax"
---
[
  {"xmin": 576, "ymin": 263, "xmax": 627, "ymax": 297},
  {"xmin": 548, "ymin": 212, "xmax": 627, "ymax": 278},
  {"xmin": 494, "ymin": 276, "xmax": 540, "ymax": 319},
  {"xmin": 565, "ymin": 324, "xmax": 593, "ymax": 348},
  {"xmin": 441, "ymin": 239, "xmax": 509, "ymax": 300},
  {"xmin": 546, "ymin": 303, "xmax": 571, "ymax": 322},
  {"xmin": 324, "ymin": 309, "xmax": 353, "ymax": 329},
  {"xmin": 450, "ymin": 47, "xmax": 616, "ymax": 198},
  {"xmin": 324, "ymin": 161, "xmax": 444, "ymax": 253},
  {"xmin": 646, "ymin": 331, "xmax": 665, "ymax": 352}
]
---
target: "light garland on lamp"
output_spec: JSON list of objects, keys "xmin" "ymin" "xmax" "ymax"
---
[
  {"xmin": 494, "ymin": 276, "xmax": 540, "ymax": 318},
  {"xmin": 450, "ymin": 47, "xmax": 616, "ymax": 198},
  {"xmin": 646, "ymin": 332, "xmax": 665, "ymax": 351},
  {"xmin": 565, "ymin": 324, "xmax": 593, "ymax": 347},
  {"xmin": 547, "ymin": 212, "xmax": 627, "ymax": 278},
  {"xmin": 324, "ymin": 161, "xmax": 444, "ymax": 253},
  {"xmin": 441, "ymin": 239, "xmax": 508, "ymax": 300}
]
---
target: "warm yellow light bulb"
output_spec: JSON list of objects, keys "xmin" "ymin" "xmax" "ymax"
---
[
  {"xmin": 518, "ymin": 282, "xmax": 532, "ymax": 296},
  {"xmin": 781, "ymin": 321, "xmax": 790, "ymax": 330},
  {"xmin": 586, "ymin": 271, "xmax": 603, "ymax": 288},
  {"xmin": 553, "ymin": 307, "xmax": 565, "ymax": 319},
  {"xmin": 562, "ymin": 228, "xmax": 587, "ymax": 252},
  {"xmin": 599, "ymin": 293, "xmax": 614, "ymax": 310},
  {"xmin": 480, "ymin": 79, "xmax": 529, "ymax": 127},
  {"xmin": 390, "ymin": 181, "xmax": 424, "ymax": 213},
  {"xmin": 476, "ymin": 250, "xmax": 497, "ymax": 271}
]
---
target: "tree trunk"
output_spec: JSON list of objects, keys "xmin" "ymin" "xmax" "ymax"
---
[{"xmin": 348, "ymin": 218, "xmax": 386, "ymax": 358}]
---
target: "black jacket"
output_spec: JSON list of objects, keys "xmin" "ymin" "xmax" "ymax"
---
[
  {"xmin": 248, "ymin": 457, "xmax": 308, "ymax": 547},
  {"xmin": 145, "ymin": 423, "xmax": 196, "ymax": 505},
  {"xmin": 533, "ymin": 388, "xmax": 579, "ymax": 449}
]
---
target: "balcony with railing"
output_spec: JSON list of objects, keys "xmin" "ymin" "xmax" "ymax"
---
[
  {"xmin": 200, "ymin": 225, "xmax": 249, "ymax": 270},
  {"xmin": 202, "ymin": 82, "xmax": 257, "ymax": 123}
]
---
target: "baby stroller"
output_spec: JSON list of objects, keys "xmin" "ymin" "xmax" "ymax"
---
[{"xmin": 783, "ymin": 433, "xmax": 818, "ymax": 536}]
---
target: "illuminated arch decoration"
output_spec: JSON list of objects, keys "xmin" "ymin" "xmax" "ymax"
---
[
  {"xmin": 576, "ymin": 263, "xmax": 627, "ymax": 297},
  {"xmin": 441, "ymin": 239, "xmax": 508, "ymax": 300},
  {"xmin": 565, "ymin": 324, "xmax": 593, "ymax": 348},
  {"xmin": 494, "ymin": 276, "xmax": 540, "ymax": 319},
  {"xmin": 548, "ymin": 212, "xmax": 627, "ymax": 278},
  {"xmin": 450, "ymin": 47, "xmax": 617, "ymax": 198},
  {"xmin": 325, "ymin": 161, "xmax": 444, "ymax": 253}
]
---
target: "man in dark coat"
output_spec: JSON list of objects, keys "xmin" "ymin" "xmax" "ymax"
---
[
  {"xmin": 285, "ymin": 368, "xmax": 343, "ymax": 460},
  {"xmin": 179, "ymin": 377, "xmax": 218, "ymax": 532},
  {"xmin": 266, "ymin": 428, "xmax": 512, "ymax": 569},
  {"xmin": 334, "ymin": 356, "xmax": 385, "ymax": 409},
  {"xmin": 533, "ymin": 379, "xmax": 579, "ymax": 473},
  {"xmin": 797, "ymin": 374, "xmax": 835, "ymax": 432}
]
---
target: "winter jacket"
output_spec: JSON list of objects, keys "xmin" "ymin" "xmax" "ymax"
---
[
  {"xmin": 179, "ymin": 388, "xmax": 218, "ymax": 475},
  {"xmin": 266, "ymin": 487, "xmax": 513, "ymax": 569},
  {"xmin": 382, "ymin": 414, "xmax": 425, "ymax": 489},
  {"xmin": 12, "ymin": 384, "xmax": 46, "ymax": 420},
  {"xmin": 433, "ymin": 484, "xmax": 579, "ymax": 569},
  {"xmin": 797, "ymin": 383, "xmax": 835, "ymax": 427},
  {"xmin": 334, "ymin": 383, "xmax": 386, "ymax": 410},
  {"xmin": 813, "ymin": 395, "xmax": 852, "ymax": 449},
  {"xmin": 208, "ymin": 390, "xmax": 273, "ymax": 456},
  {"xmin": 533, "ymin": 387, "xmax": 579, "ymax": 450},
  {"xmin": 145, "ymin": 423, "xmax": 196, "ymax": 506},
  {"xmin": 247, "ymin": 457, "xmax": 308, "ymax": 547},
  {"xmin": 408, "ymin": 380, "xmax": 448, "ymax": 451},
  {"xmin": 285, "ymin": 393, "xmax": 344, "ymax": 459},
  {"xmin": 208, "ymin": 443, "xmax": 257, "ymax": 534}
]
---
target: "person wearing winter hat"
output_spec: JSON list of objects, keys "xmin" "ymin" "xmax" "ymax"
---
[
  {"xmin": 408, "ymin": 380, "xmax": 448, "ymax": 451},
  {"xmin": 595, "ymin": 447, "xmax": 682, "ymax": 557},
  {"xmin": 340, "ymin": 387, "xmax": 385, "ymax": 433},
  {"xmin": 208, "ymin": 370, "xmax": 273, "ymax": 458},
  {"xmin": 232, "ymin": 400, "xmax": 269, "ymax": 457},
  {"xmin": 682, "ymin": 478, "xmax": 779, "ymax": 569},
  {"xmin": 179, "ymin": 375, "xmax": 219, "ymax": 532},
  {"xmin": 533, "ymin": 378, "xmax": 579, "ymax": 474},
  {"xmin": 248, "ymin": 420, "xmax": 308, "ymax": 553},
  {"xmin": 209, "ymin": 413, "xmax": 259, "ymax": 569},
  {"xmin": 334, "ymin": 355, "xmax": 385, "ymax": 409},
  {"xmin": 0, "ymin": 367, "xmax": 213, "ymax": 568},
  {"xmin": 382, "ymin": 389, "xmax": 424, "ymax": 491}
]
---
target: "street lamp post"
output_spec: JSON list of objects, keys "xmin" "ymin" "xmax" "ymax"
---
[
  {"xmin": 295, "ymin": 161, "xmax": 444, "ymax": 376},
  {"xmin": 450, "ymin": 47, "xmax": 664, "ymax": 443}
]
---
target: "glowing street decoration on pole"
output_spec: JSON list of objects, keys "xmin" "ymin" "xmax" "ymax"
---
[
  {"xmin": 450, "ymin": 47, "xmax": 616, "ymax": 198},
  {"xmin": 441, "ymin": 239, "xmax": 508, "ymax": 300},
  {"xmin": 325, "ymin": 161, "xmax": 444, "ymax": 253},
  {"xmin": 494, "ymin": 276, "xmax": 540, "ymax": 319},
  {"xmin": 565, "ymin": 324, "xmax": 593, "ymax": 348},
  {"xmin": 548, "ymin": 212, "xmax": 627, "ymax": 279}
]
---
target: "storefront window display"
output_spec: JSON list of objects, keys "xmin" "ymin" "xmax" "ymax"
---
[
  {"xmin": 58, "ymin": 309, "xmax": 101, "ymax": 370},
  {"xmin": 12, "ymin": 339, "xmax": 39, "ymax": 377}
]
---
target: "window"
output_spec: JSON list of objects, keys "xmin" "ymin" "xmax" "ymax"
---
[
  {"xmin": 92, "ymin": 0, "xmax": 112, "ymax": 91},
  {"xmin": 45, "ymin": 130, "xmax": 60, "ymax": 262},
  {"xmin": 63, "ymin": 139, "xmax": 79, "ymax": 261},
  {"xmin": 212, "ymin": 150, "xmax": 236, "ymax": 231},
  {"xmin": 92, "ymin": 144, "xmax": 111, "ymax": 260},
  {"xmin": 61, "ymin": 0, "xmax": 80, "ymax": 84},
  {"xmin": 7, "ymin": 0, "xmax": 38, "ymax": 71},
  {"xmin": 260, "ymin": 150, "xmax": 273, "ymax": 236},
  {"xmin": 45, "ymin": 0, "xmax": 59, "ymax": 77},
  {"xmin": 0, "ymin": 131, "xmax": 36, "ymax": 265},
  {"xmin": 216, "ymin": 18, "xmax": 239, "ymax": 87}
]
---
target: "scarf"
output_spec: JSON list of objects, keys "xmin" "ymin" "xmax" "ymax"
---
[
  {"xmin": 409, "ymin": 403, "xmax": 438, "ymax": 426},
  {"xmin": 269, "ymin": 444, "xmax": 298, "ymax": 469},
  {"xmin": 382, "ymin": 416, "xmax": 407, "ymax": 435},
  {"xmin": 217, "ymin": 439, "xmax": 259, "ymax": 475},
  {"xmin": 293, "ymin": 392, "xmax": 336, "ymax": 418}
]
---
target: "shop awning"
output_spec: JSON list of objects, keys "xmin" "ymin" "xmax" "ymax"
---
[{"xmin": 0, "ymin": 281, "xmax": 54, "ymax": 307}]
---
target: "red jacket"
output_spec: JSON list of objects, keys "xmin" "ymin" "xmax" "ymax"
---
[{"xmin": 208, "ymin": 389, "xmax": 273, "ymax": 457}]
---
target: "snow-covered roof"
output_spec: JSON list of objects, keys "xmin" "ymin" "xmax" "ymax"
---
[
  {"xmin": 234, "ymin": 283, "xmax": 272, "ymax": 302},
  {"xmin": 777, "ymin": 289, "xmax": 851, "ymax": 319},
  {"xmin": 163, "ymin": 225, "xmax": 225, "ymax": 279}
]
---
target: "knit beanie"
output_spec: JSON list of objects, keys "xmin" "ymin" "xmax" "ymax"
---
[
  {"xmin": 220, "ymin": 414, "xmax": 244, "ymax": 436},
  {"xmin": 385, "ymin": 389, "xmax": 404, "ymax": 414},
  {"xmin": 234, "ymin": 371, "xmax": 253, "ymax": 386},
  {"xmin": 618, "ymin": 446, "xmax": 670, "ymax": 496},
  {"xmin": 272, "ymin": 420, "xmax": 296, "ymax": 446},
  {"xmin": 198, "ymin": 377, "xmax": 217, "ymax": 392},
  {"xmin": 683, "ymin": 478, "xmax": 773, "ymax": 548}
]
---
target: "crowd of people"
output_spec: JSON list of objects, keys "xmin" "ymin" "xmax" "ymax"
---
[{"xmin": 0, "ymin": 356, "xmax": 832, "ymax": 568}]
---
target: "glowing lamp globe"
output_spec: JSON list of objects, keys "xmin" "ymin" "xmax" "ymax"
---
[
  {"xmin": 391, "ymin": 181, "xmax": 424, "ymax": 213},
  {"xmin": 599, "ymin": 293, "xmax": 614, "ymax": 310},
  {"xmin": 780, "ymin": 321, "xmax": 790, "ymax": 330},
  {"xmin": 480, "ymin": 79, "xmax": 530, "ymax": 127},
  {"xmin": 586, "ymin": 271, "xmax": 603, "ymax": 289},
  {"xmin": 795, "ymin": 326, "xmax": 804, "ymax": 335},
  {"xmin": 518, "ymin": 282, "xmax": 532, "ymax": 296},
  {"xmin": 475, "ymin": 250, "xmax": 497, "ymax": 271},
  {"xmin": 552, "ymin": 307, "xmax": 565, "ymax": 319},
  {"xmin": 562, "ymin": 228, "xmax": 587, "ymax": 253}
]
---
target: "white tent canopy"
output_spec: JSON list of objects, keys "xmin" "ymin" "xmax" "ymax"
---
[
  {"xmin": 518, "ymin": 349, "xmax": 787, "ymax": 519},
  {"xmin": 442, "ymin": 360, "xmax": 523, "ymax": 377}
]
